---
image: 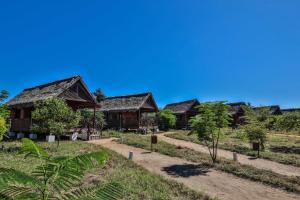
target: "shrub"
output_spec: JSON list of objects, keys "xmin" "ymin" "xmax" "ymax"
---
[
  {"xmin": 276, "ymin": 112, "xmax": 300, "ymax": 133},
  {"xmin": 0, "ymin": 117, "xmax": 7, "ymax": 142},
  {"xmin": 31, "ymin": 98, "xmax": 81, "ymax": 145},
  {"xmin": 158, "ymin": 109, "xmax": 176, "ymax": 131}
]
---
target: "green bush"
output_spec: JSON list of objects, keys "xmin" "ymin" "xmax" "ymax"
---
[
  {"xmin": 158, "ymin": 109, "xmax": 176, "ymax": 131},
  {"xmin": 276, "ymin": 112, "xmax": 300, "ymax": 133},
  {"xmin": 0, "ymin": 117, "xmax": 7, "ymax": 142}
]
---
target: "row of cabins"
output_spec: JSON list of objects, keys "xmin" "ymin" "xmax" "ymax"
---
[{"xmin": 7, "ymin": 75, "xmax": 300, "ymax": 135}]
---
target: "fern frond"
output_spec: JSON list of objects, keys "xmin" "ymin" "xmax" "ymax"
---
[
  {"xmin": 0, "ymin": 168, "xmax": 41, "ymax": 188},
  {"xmin": 60, "ymin": 182, "xmax": 122, "ymax": 200},
  {"xmin": 0, "ymin": 185, "xmax": 38, "ymax": 200},
  {"xmin": 20, "ymin": 138, "xmax": 49, "ymax": 159}
]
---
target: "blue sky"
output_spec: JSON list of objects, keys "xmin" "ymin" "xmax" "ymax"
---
[{"xmin": 0, "ymin": 0, "xmax": 300, "ymax": 108}]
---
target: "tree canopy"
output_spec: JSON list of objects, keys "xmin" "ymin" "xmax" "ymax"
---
[
  {"xmin": 93, "ymin": 88, "xmax": 106, "ymax": 103},
  {"xmin": 31, "ymin": 98, "xmax": 81, "ymax": 137},
  {"xmin": 189, "ymin": 102, "xmax": 230, "ymax": 163},
  {"xmin": 157, "ymin": 109, "xmax": 176, "ymax": 131}
]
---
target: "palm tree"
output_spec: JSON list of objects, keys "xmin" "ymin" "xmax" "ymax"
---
[{"xmin": 0, "ymin": 139, "xmax": 122, "ymax": 200}]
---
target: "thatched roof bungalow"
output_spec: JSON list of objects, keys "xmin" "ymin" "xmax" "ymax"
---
[
  {"xmin": 281, "ymin": 108, "xmax": 300, "ymax": 114},
  {"xmin": 164, "ymin": 99, "xmax": 200, "ymax": 129},
  {"xmin": 227, "ymin": 102, "xmax": 247, "ymax": 127},
  {"xmin": 99, "ymin": 92, "xmax": 158, "ymax": 130},
  {"xmin": 7, "ymin": 75, "xmax": 99, "ymax": 133},
  {"xmin": 253, "ymin": 105, "xmax": 282, "ymax": 115}
]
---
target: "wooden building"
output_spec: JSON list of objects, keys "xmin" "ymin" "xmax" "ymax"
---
[
  {"xmin": 100, "ymin": 93, "xmax": 158, "ymax": 130},
  {"xmin": 281, "ymin": 108, "xmax": 300, "ymax": 114},
  {"xmin": 7, "ymin": 75, "xmax": 99, "ymax": 133},
  {"xmin": 164, "ymin": 99, "xmax": 200, "ymax": 129},
  {"xmin": 253, "ymin": 105, "xmax": 282, "ymax": 115},
  {"xmin": 227, "ymin": 102, "xmax": 247, "ymax": 128}
]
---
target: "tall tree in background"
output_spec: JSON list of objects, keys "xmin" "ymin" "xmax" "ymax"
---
[
  {"xmin": 93, "ymin": 89, "xmax": 106, "ymax": 103},
  {"xmin": 189, "ymin": 102, "xmax": 230, "ymax": 163},
  {"xmin": 0, "ymin": 90, "xmax": 8, "ymax": 102},
  {"xmin": 0, "ymin": 90, "xmax": 9, "ymax": 142}
]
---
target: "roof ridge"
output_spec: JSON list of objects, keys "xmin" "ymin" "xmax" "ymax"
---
[
  {"xmin": 104, "ymin": 92, "xmax": 152, "ymax": 99},
  {"xmin": 24, "ymin": 75, "xmax": 81, "ymax": 91},
  {"xmin": 165, "ymin": 99, "xmax": 198, "ymax": 106}
]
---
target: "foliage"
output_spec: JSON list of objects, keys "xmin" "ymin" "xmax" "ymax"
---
[
  {"xmin": 275, "ymin": 112, "xmax": 300, "ymax": 132},
  {"xmin": 244, "ymin": 125, "xmax": 267, "ymax": 151},
  {"xmin": 157, "ymin": 109, "xmax": 176, "ymax": 131},
  {"xmin": 93, "ymin": 89, "xmax": 106, "ymax": 103},
  {"xmin": 31, "ymin": 98, "xmax": 81, "ymax": 145},
  {"xmin": 242, "ymin": 105, "xmax": 275, "ymax": 129},
  {"xmin": 0, "ymin": 138, "xmax": 122, "ymax": 200},
  {"xmin": 189, "ymin": 102, "xmax": 230, "ymax": 163},
  {"xmin": 0, "ymin": 90, "xmax": 8, "ymax": 103},
  {"xmin": 0, "ymin": 117, "xmax": 7, "ymax": 142},
  {"xmin": 0, "ymin": 90, "xmax": 9, "ymax": 121},
  {"xmin": 80, "ymin": 109, "xmax": 106, "ymax": 135}
]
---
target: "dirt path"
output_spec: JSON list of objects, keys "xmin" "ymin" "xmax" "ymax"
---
[
  {"xmin": 89, "ymin": 138, "xmax": 300, "ymax": 200},
  {"xmin": 159, "ymin": 133, "xmax": 300, "ymax": 177}
]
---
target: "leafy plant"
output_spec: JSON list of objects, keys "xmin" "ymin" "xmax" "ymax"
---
[
  {"xmin": 31, "ymin": 98, "xmax": 81, "ymax": 146},
  {"xmin": 189, "ymin": 102, "xmax": 230, "ymax": 163},
  {"xmin": 157, "ymin": 109, "xmax": 176, "ymax": 131},
  {"xmin": 0, "ymin": 139, "xmax": 122, "ymax": 200},
  {"xmin": 80, "ymin": 109, "xmax": 106, "ymax": 136},
  {"xmin": 244, "ymin": 125, "xmax": 267, "ymax": 156},
  {"xmin": 93, "ymin": 89, "xmax": 106, "ymax": 103},
  {"xmin": 276, "ymin": 112, "xmax": 300, "ymax": 133},
  {"xmin": 0, "ymin": 117, "xmax": 7, "ymax": 142}
]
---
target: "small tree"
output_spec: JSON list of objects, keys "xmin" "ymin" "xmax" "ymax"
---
[
  {"xmin": 244, "ymin": 125, "xmax": 267, "ymax": 157},
  {"xmin": 80, "ymin": 109, "xmax": 106, "ymax": 137},
  {"xmin": 157, "ymin": 109, "xmax": 176, "ymax": 131},
  {"xmin": 0, "ymin": 90, "xmax": 9, "ymax": 120},
  {"xmin": 93, "ymin": 88, "xmax": 106, "ymax": 103},
  {"xmin": 189, "ymin": 102, "xmax": 230, "ymax": 163},
  {"xmin": 31, "ymin": 98, "xmax": 81, "ymax": 146}
]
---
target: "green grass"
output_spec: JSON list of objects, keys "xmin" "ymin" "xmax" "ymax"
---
[
  {"xmin": 0, "ymin": 140, "xmax": 212, "ymax": 200},
  {"xmin": 165, "ymin": 130, "xmax": 300, "ymax": 167},
  {"xmin": 120, "ymin": 134, "xmax": 300, "ymax": 194}
]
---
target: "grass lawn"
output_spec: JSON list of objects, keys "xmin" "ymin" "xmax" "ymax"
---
[
  {"xmin": 0, "ymin": 140, "xmax": 212, "ymax": 200},
  {"xmin": 120, "ymin": 134, "xmax": 300, "ymax": 194},
  {"xmin": 165, "ymin": 130, "xmax": 300, "ymax": 167}
]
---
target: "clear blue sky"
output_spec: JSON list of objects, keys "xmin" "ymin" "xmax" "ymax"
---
[{"xmin": 1, "ymin": 0, "xmax": 300, "ymax": 108}]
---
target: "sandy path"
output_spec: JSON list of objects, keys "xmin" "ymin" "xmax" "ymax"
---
[
  {"xmin": 89, "ymin": 138, "xmax": 300, "ymax": 200},
  {"xmin": 160, "ymin": 133, "xmax": 300, "ymax": 177}
]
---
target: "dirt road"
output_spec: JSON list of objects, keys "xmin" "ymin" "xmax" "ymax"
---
[
  {"xmin": 160, "ymin": 133, "xmax": 300, "ymax": 177},
  {"xmin": 89, "ymin": 138, "xmax": 300, "ymax": 200}
]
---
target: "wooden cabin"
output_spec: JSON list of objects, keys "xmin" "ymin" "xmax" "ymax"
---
[
  {"xmin": 281, "ymin": 108, "xmax": 300, "ymax": 114},
  {"xmin": 227, "ymin": 102, "xmax": 247, "ymax": 128},
  {"xmin": 164, "ymin": 99, "xmax": 200, "ymax": 129},
  {"xmin": 7, "ymin": 75, "xmax": 99, "ymax": 133},
  {"xmin": 100, "ymin": 93, "xmax": 158, "ymax": 130},
  {"xmin": 253, "ymin": 105, "xmax": 282, "ymax": 115}
]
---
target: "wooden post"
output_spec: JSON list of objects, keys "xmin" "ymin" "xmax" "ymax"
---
[{"xmin": 119, "ymin": 113, "xmax": 122, "ymax": 130}]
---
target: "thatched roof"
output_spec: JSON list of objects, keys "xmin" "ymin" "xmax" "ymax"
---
[
  {"xmin": 281, "ymin": 108, "xmax": 300, "ymax": 113},
  {"xmin": 99, "ymin": 92, "xmax": 158, "ymax": 112},
  {"xmin": 253, "ymin": 105, "xmax": 281, "ymax": 115},
  {"xmin": 227, "ymin": 102, "xmax": 246, "ymax": 115},
  {"xmin": 164, "ymin": 99, "xmax": 200, "ymax": 114},
  {"xmin": 7, "ymin": 75, "xmax": 97, "ymax": 108}
]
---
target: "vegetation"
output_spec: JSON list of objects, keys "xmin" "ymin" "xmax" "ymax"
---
[
  {"xmin": 189, "ymin": 102, "xmax": 230, "ymax": 163},
  {"xmin": 158, "ymin": 109, "xmax": 176, "ymax": 131},
  {"xmin": 121, "ymin": 134, "xmax": 300, "ymax": 193},
  {"xmin": 276, "ymin": 112, "xmax": 300, "ymax": 133},
  {"xmin": 31, "ymin": 98, "xmax": 81, "ymax": 145},
  {"xmin": 80, "ymin": 109, "xmax": 106, "ymax": 136},
  {"xmin": 0, "ymin": 139, "xmax": 122, "ymax": 200},
  {"xmin": 93, "ymin": 88, "xmax": 106, "ymax": 103},
  {"xmin": 166, "ymin": 130, "xmax": 300, "ymax": 167},
  {"xmin": 0, "ymin": 90, "xmax": 9, "ymax": 143},
  {"xmin": 0, "ymin": 140, "xmax": 211, "ymax": 200}
]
